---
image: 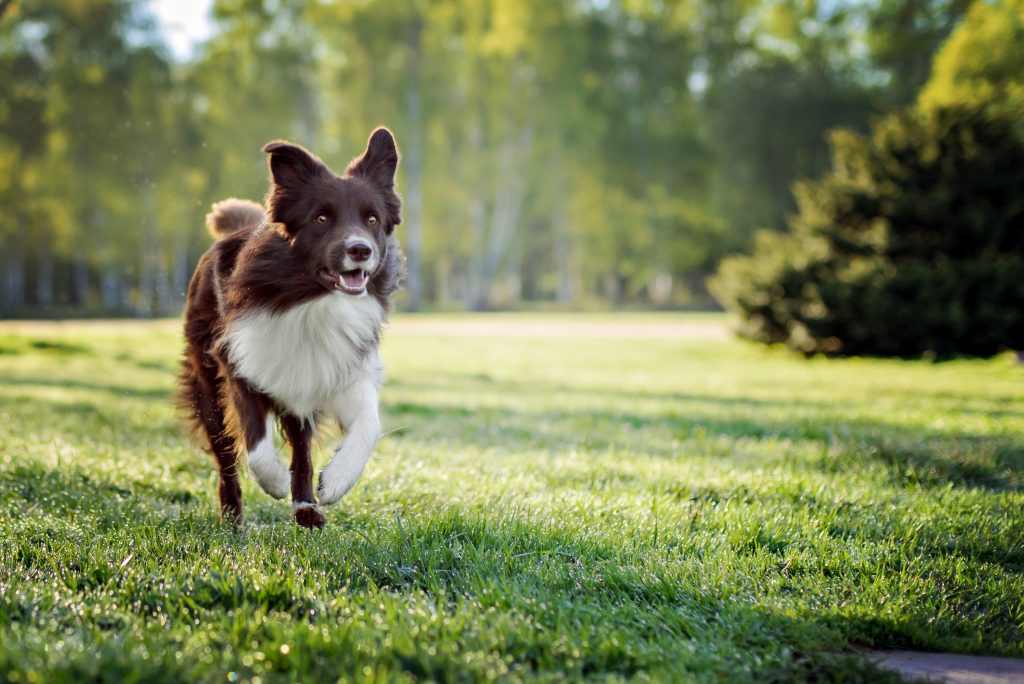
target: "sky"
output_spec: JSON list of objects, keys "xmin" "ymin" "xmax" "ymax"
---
[
  {"xmin": 149, "ymin": 0, "xmax": 214, "ymax": 62},
  {"xmin": 145, "ymin": 0, "xmax": 862, "ymax": 63}
]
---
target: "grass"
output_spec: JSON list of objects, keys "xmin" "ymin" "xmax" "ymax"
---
[{"xmin": 0, "ymin": 313, "xmax": 1021, "ymax": 682}]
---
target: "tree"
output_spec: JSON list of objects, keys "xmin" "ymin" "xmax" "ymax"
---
[
  {"xmin": 704, "ymin": 57, "xmax": 876, "ymax": 252},
  {"xmin": 866, "ymin": 0, "xmax": 971, "ymax": 106},
  {"xmin": 710, "ymin": 104, "xmax": 1024, "ymax": 358},
  {"xmin": 699, "ymin": 0, "xmax": 880, "ymax": 267},
  {"xmin": 918, "ymin": 0, "xmax": 1024, "ymax": 116},
  {"xmin": 0, "ymin": 4, "xmax": 48, "ymax": 309},
  {"xmin": 0, "ymin": 0, "xmax": 177, "ymax": 314},
  {"xmin": 4, "ymin": 0, "xmax": 993, "ymax": 316}
]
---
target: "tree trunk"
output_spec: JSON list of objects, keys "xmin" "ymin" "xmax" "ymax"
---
[
  {"xmin": 3, "ymin": 231, "xmax": 25, "ymax": 311},
  {"xmin": 171, "ymin": 237, "xmax": 189, "ymax": 305},
  {"xmin": 503, "ymin": 266, "xmax": 522, "ymax": 307},
  {"xmin": 36, "ymin": 248, "xmax": 55, "ymax": 309},
  {"xmin": 466, "ymin": 198, "xmax": 487, "ymax": 309},
  {"xmin": 550, "ymin": 151, "xmax": 573, "ymax": 304},
  {"xmin": 156, "ymin": 253, "xmax": 172, "ymax": 315},
  {"xmin": 472, "ymin": 123, "xmax": 533, "ymax": 310},
  {"xmin": 465, "ymin": 112, "xmax": 487, "ymax": 310},
  {"xmin": 71, "ymin": 205, "xmax": 100, "ymax": 307},
  {"xmin": 554, "ymin": 203, "xmax": 572, "ymax": 303},
  {"xmin": 434, "ymin": 253, "xmax": 451, "ymax": 305},
  {"xmin": 137, "ymin": 247, "xmax": 153, "ymax": 317},
  {"xmin": 136, "ymin": 183, "xmax": 156, "ymax": 317},
  {"xmin": 291, "ymin": 15, "xmax": 320, "ymax": 148},
  {"xmin": 403, "ymin": 15, "xmax": 424, "ymax": 311},
  {"xmin": 101, "ymin": 273, "xmax": 121, "ymax": 312},
  {"xmin": 70, "ymin": 255, "xmax": 88, "ymax": 307}
]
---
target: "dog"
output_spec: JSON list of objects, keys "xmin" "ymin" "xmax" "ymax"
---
[{"xmin": 178, "ymin": 128, "xmax": 404, "ymax": 527}]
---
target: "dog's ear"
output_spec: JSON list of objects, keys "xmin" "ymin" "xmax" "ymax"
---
[
  {"xmin": 346, "ymin": 127, "xmax": 399, "ymax": 188},
  {"xmin": 263, "ymin": 140, "xmax": 328, "ymax": 188}
]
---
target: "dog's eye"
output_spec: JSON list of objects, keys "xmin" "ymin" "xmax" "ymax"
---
[
  {"xmin": 315, "ymin": 214, "xmax": 329, "ymax": 225},
  {"xmin": 367, "ymin": 214, "xmax": 378, "ymax": 226}
]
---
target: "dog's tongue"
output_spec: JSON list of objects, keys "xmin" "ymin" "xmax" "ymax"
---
[{"xmin": 341, "ymin": 270, "xmax": 367, "ymax": 290}]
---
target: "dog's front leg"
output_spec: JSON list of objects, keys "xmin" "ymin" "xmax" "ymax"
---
[
  {"xmin": 227, "ymin": 375, "xmax": 290, "ymax": 500},
  {"xmin": 280, "ymin": 413, "xmax": 325, "ymax": 528},
  {"xmin": 317, "ymin": 377, "xmax": 381, "ymax": 506}
]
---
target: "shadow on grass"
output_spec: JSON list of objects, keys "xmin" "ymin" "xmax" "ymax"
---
[
  {"xmin": 390, "ymin": 375, "xmax": 1024, "ymax": 417},
  {"xmin": 382, "ymin": 390, "xmax": 1023, "ymax": 492},
  {"xmin": 0, "ymin": 462, "xmax": 200, "ymax": 523},
  {"xmin": 3, "ymin": 343, "xmax": 1018, "ymax": 491},
  {"xmin": 0, "ymin": 375, "xmax": 172, "ymax": 400},
  {"xmin": 0, "ymin": 338, "xmax": 93, "ymax": 356},
  {"xmin": 346, "ymin": 506, "xmax": 1022, "ymax": 655},
  {"xmin": 0, "ymin": 392, "xmax": 181, "ymax": 448},
  {"xmin": 2, "ymin": 453, "xmax": 1019, "ymax": 678},
  {"xmin": 0, "ymin": 484, "xmax": 913, "ymax": 680},
  {"xmin": 1, "ymin": 364, "xmax": 1018, "ymax": 495}
]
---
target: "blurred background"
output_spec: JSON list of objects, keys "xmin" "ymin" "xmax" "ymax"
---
[{"xmin": 0, "ymin": 0, "xmax": 1020, "ymax": 323}]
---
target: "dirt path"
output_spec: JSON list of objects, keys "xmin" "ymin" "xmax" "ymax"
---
[
  {"xmin": 0, "ymin": 315, "xmax": 733, "ymax": 340},
  {"xmin": 865, "ymin": 650, "xmax": 1024, "ymax": 683}
]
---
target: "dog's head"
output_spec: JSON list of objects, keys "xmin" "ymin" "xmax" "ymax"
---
[{"xmin": 262, "ymin": 128, "xmax": 401, "ymax": 297}]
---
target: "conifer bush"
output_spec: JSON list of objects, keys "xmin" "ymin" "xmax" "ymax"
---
[{"xmin": 710, "ymin": 104, "xmax": 1024, "ymax": 358}]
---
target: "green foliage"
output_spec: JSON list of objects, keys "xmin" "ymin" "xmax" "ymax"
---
[
  {"xmin": 0, "ymin": 0, "xmax": 982, "ymax": 313},
  {"xmin": 705, "ymin": 57, "xmax": 876, "ymax": 246},
  {"xmin": 867, "ymin": 0, "xmax": 970, "ymax": 106},
  {"xmin": 919, "ymin": 0, "xmax": 1024, "ymax": 116},
  {"xmin": 0, "ymin": 315, "xmax": 1022, "ymax": 680},
  {"xmin": 710, "ymin": 103, "xmax": 1024, "ymax": 358}
]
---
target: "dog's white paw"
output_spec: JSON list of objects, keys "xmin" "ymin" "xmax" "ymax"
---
[
  {"xmin": 316, "ymin": 463, "xmax": 360, "ymax": 506},
  {"xmin": 247, "ymin": 436, "xmax": 290, "ymax": 500}
]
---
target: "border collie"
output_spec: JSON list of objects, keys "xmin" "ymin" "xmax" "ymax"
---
[{"xmin": 179, "ymin": 128, "xmax": 404, "ymax": 528}]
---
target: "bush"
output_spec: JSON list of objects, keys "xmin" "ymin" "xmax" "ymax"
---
[{"xmin": 709, "ymin": 104, "xmax": 1024, "ymax": 358}]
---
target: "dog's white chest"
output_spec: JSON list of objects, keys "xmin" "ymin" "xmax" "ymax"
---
[{"xmin": 223, "ymin": 294, "xmax": 384, "ymax": 418}]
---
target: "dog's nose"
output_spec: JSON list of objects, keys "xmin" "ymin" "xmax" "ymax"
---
[{"xmin": 347, "ymin": 242, "xmax": 372, "ymax": 262}]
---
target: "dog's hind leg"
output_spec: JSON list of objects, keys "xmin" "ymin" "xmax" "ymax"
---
[
  {"xmin": 318, "ymin": 376, "xmax": 381, "ymax": 506},
  {"xmin": 184, "ymin": 364, "xmax": 245, "ymax": 525},
  {"xmin": 226, "ymin": 376, "xmax": 290, "ymax": 501},
  {"xmin": 209, "ymin": 421, "xmax": 244, "ymax": 526},
  {"xmin": 281, "ymin": 413, "xmax": 325, "ymax": 528}
]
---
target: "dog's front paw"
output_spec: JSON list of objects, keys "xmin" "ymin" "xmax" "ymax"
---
[
  {"xmin": 292, "ymin": 502, "xmax": 326, "ymax": 528},
  {"xmin": 251, "ymin": 465, "xmax": 289, "ymax": 500},
  {"xmin": 317, "ymin": 471, "xmax": 337, "ymax": 505},
  {"xmin": 316, "ymin": 467, "xmax": 356, "ymax": 506}
]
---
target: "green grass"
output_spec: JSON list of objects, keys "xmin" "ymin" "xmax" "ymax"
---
[{"xmin": 0, "ymin": 314, "xmax": 1021, "ymax": 683}]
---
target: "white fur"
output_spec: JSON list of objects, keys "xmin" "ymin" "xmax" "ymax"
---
[
  {"xmin": 292, "ymin": 501, "xmax": 324, "ymax": 516},
  {"xmin": 318, "ymin": 375, "xmax": 382, "ymax": 505},
  {"xmin": 224, "ymin": 292, "xmax": 385, "ymax": 506},
  {"xmin": 247, "ymin": 415, "xmax": 290, "ymax": 499},
  {"xmin": 224, "ymin": 293, "xmax": 384, "ymax": 420}
]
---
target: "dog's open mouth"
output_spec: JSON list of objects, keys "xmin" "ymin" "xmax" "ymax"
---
[{"xmin": 320, "ymin": 268, "xmax": 368, "ymax": 295}]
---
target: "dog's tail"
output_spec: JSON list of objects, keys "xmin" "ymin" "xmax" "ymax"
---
[{"xmin": 205, "ymin": 198, "xmax": 266, "ymax": 240}]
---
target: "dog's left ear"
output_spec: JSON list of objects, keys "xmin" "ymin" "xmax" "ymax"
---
[{"xmin": 347, "ymin": 127, "xmax": 399, "ymax": 188}]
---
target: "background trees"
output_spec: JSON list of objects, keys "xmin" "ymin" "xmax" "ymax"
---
[{"xmin": 0, "ymin": 0, "xmax": 1017, "ymax": 319}]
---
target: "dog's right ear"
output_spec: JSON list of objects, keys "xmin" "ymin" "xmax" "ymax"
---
[{"xmin": 262, "ymin": 140, "xmax": 327, "ymax": 188}]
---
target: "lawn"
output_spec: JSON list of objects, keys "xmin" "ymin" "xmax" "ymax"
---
[{"xmin": 0, "ymin": 314, "xmax": 1021, "ymax": 682}]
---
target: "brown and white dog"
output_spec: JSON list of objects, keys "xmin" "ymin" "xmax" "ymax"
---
[{"xmin": 178, "ymin": 128, "xmax": 404, "ymax": 527}]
